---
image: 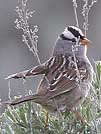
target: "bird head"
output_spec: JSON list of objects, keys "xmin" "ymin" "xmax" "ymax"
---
[
  {"xmin": 54, "ymin": 26, "xmax": 91, "ymax": 56},
  {"xmin": 60, "ymin": 26, "xmax": 90, "ymax": 46}
]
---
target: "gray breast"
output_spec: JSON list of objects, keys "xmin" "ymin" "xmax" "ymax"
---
[{"xmin": 53, "ymin": 37, "xmax": 86, "ymax": 57}]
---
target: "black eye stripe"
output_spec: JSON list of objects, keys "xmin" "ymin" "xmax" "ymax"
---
[{"xmin": 60, "ymin": 34, "xmax": 76, "ymax": 42}]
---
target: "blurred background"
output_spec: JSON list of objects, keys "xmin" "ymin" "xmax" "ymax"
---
[{"xmin": 0, "ymin": 0, "xmax": 101, "ymax": 104}]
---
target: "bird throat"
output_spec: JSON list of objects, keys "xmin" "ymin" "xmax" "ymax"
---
[{"xmin": 53, "ymin": 38, "xmax": 87, "ymax": 57}]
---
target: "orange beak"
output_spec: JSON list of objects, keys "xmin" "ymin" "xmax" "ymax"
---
[{"xmin": 80, "ymin": 38, "xmax": 91, "ymax": 45}]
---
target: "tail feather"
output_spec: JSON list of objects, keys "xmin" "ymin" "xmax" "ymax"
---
[{"xmin": 0, "ymin": 94, "xmax": 43, "ymax": 106}]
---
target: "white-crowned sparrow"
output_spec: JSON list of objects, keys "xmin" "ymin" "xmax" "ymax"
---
[{"xmin": 2, "ymin": 26, "xmax": 93, "ymax": 116}]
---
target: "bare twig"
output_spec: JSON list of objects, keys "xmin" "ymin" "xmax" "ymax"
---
[
  {"xmin": 15, "ymin": 0, "xmax": 41, "ymax": 65},
  {"xmin": 72, "ymin": 0, "xmax": 79, "ymax": 28},
  {"xmin": 8, "ymin": 80, "xmax": 12, "ymax": 100},
  {"xmin": 71, "ymin": 36, "xmax": 81, "ymax": 83},
  {"xmin": 82, "ymin": 0, "xmax": 97, "ymax": 37}
]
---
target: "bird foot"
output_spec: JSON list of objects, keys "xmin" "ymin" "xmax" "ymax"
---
[{"xmin": 73, "ymin": 111, "xmax": 87, "ymax": 124}]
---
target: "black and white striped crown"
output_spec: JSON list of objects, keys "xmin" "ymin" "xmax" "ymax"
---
[{"xmin": 60, "ymin": 26, "xmax": 85, "ymax": 42}]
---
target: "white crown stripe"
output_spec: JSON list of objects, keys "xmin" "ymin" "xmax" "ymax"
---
[{"xmin": 68, "ymin": 26, "xmax": 84, "ymax": 37}]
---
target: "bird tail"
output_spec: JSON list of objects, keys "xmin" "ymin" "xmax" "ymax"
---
[{"xmin": 0, "ymin": 94, "xmax": 43, "ymax": 106}]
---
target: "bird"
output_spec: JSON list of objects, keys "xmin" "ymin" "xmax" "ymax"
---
[{"xmin": 1, "ymin": 26, "xmax": 93, "ymax": 123}]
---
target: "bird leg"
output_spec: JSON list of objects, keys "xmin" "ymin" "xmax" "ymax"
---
[
  {"xmin": 73, "ymin": 110, "xmax": 87, "ymax": 124},
  {"xmin": 45, "ymin": 112, "xmax": 49, "ymax": 128}
]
